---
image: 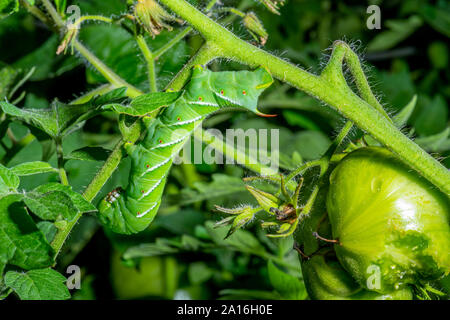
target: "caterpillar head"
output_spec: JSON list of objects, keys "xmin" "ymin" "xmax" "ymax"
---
[{"xmin": 186, "ymin": 65, "xmax": 275, "ymax": 116}]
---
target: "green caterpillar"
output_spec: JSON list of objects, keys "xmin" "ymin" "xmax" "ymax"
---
[{"xmin": 99, "ymin": 66, "xmax": 273, "ymax": 234}]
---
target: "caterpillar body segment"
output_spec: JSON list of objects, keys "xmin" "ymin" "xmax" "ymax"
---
[{"xmin": 98, "ymin": 66, "xmax": 273, "ymax": 234}]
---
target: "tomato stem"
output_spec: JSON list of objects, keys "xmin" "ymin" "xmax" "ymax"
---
[{"xmin": 158, "ymin": 0, "xmax": 450, "ymax": 195}]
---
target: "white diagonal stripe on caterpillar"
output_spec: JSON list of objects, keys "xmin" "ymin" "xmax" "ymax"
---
[
  {"xmin": 150, "ymin": 136, "xmax": 188, "ymax": 150},
  {"xmin": 187, "ymin": 101, "xmax": 220, "ymax": 107},
  {"xmin": 137, "ymin": 175, "xmax": 166, "ymax": 200},
  {"xmin": 167, "ymin": 116, "xmax": 202, "ymax": 126},
  {"xmin": 213, "ymin": 91, "xmax": 241, "ymax": 106},
  {"xmin": 136, "ymin": 202, "xmax": 158, "ymax": 218},
  {"xmin": 140, "ymin": 157, "xmax": 172, "ymax": 177}
]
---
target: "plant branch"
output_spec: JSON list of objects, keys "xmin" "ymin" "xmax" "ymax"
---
[
  {"xmin": 135, "ymin": 35, "xmax": 158, "ymax": 92},
  {"xmin": 166, "ymin": 42, "xmax": 222, "ymax": 90},
  {"xmin": 41, "ymin": 0, "xmax": 64, "ymax": 28},
  {"xmin": 55, "ymin": 138, "xmax": 69, "ymax": 186},
  {"xmin": 158, "ymin": 0, "xmax": 450, "ymax": 195},
  {"xmin": 73, "ymin": 40, "xmax": 142, "ymax": 98},
  {"xmin": 195, "ymin": 128, "xmax": 278, "ymax": 176},
  {"xmin": 153, "ymin": 27, "xmax": 192, "ymax": 60}
]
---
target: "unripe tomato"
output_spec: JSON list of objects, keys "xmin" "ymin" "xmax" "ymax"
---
[
  {"xmin": 302, "ymin": 249, "xmax": 413, "ymax": 300},
  {"xmin": 326, "ymin": 147, "xmax": 450, "ymax": 293}
]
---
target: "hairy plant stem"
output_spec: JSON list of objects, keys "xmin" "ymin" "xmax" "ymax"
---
[
  {"xmin": 135, "ymin": 35, "xmax": 158, "ymax": 92},
  {"xmin": 71, "ymin": 15, "xmax": 113, "ymax": 28},
  {"xmin": 195, "ymin": 128, "xmax": 278, "ymax": 176},
  {"xmin": 71, "ymin": 84, "xmax": 116, "ymax": 104},
  {"xmin": 73, "ymin": 41, "xmax": 142, "ymax": 98},
  {"xmin": 153, "ymin": 27, "xmax": 192, "ymax": 59},
  {"xmin": 55, "ymin": 138, "xmax": 69, "ymax": 186},
  {"xmin": 41, "ymin": 0, "xmax": 64, "ymax": 27},
  {"xmin": 159, "ymin": 0, "xmax": 450, "ymax": 195},
  {"xmin": 21, "ymin": 0, "xmax": 54, "ymax": 28}
]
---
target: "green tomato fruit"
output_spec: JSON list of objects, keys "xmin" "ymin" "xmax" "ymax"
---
[
  {"xmin": 326, "ymin": 147, "xmax": 450, "ymax": 293},
  {"xmin": 301, "ymin": 248, "xmax": 413, "ymax": 300}
]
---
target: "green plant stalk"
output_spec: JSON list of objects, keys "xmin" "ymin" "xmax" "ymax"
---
[
  {"xmin": 55, "ymin": 138, "xmax": 69, "ymax": 186},
  {"xmin": 135, "ymin": 35, "xmax": 158, "ymax": 92},
  {"xmin": 21, "ymin": 0, "xmax": 54, "ymax": 28},
  {"xmin": 153, "ymin": 27, "xmax": 192, "ymax": 60},
  {"xmin": 71, "ymin": 84, "xmax": 116, "ymax": 104},
  {"xmin": 73, "ymin": 40, "xmax": 142, "ymax": 98},
  {"xmin": 300, "ymin": 121, "xmax": 353, "ymax": 217},
  {"xmin": 71, "ymin": 15, "xmax": 113, "ymax": 28},
  {"xmin": 158, "ymin": 0, "xmax": 450, "ymax": 195},
  {"xmin": 331, "ymin": 41, "xmax": 387, "ymax": 118},
  {"xmin": 166, "ymin": 42, "xmax": 222, "ymax": 90},
  {"xmin": 41, "ymin": 0, "xmax": 64, "ymax": 27},
  {"xmin": 195, "ymin": 128, "xmax": 278, "ymax": 176},
  {"xmin": 151, "ymin": 0, "xmax": 231, "ymax": 60}
]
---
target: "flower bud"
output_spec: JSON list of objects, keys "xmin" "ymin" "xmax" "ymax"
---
[
  {"xmin": 215, "ymin": 205, "xmax": 259, "ymax": 238},
  {"xmin": 243, "ymin": 12, "xmax": 268, "ymax": 45},
  {"xmin": 257, "ymin": 0, "xmax": 285, "ymax": 15},
  {"xmin": 57, "ymin": 26, "xmax": 78, "ymax": 55},
  {"xmin": 133, "ymin": 0, "xmax": 176, "ymax": 37},
  {"xmin": 245, "ymin": 185, "xmax": 282, "ymax": 214}
]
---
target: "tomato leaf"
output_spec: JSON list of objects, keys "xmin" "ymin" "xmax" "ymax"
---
[
  {"xmin": 5, "ymin": 268, "xmax": 70, "ymax": 300},
  {"xmin": 66, "ymin": 147, "xmax": 112, "ymax": 162},
  {"xmin": 103, "ymin": 91, "xmax": 182, "ymax": 116},
  {"xmin": 421, "ymin": 4, "xmax": 450, "ymax": 37},
  {"xmin": 205, "ymin": 221, "xmax": 267, "ymax": 256},
  {"xmin": 1, "ymin": 100, "xmax": 92, "ymax": 139},
  {"xmin": 0, "ymin": 194, "xmax": 54, "ymax": 270},
  {"xmin": 393, "ymin": 94, "xmax": 417, "ymax": 127},
  {"xmin": 282, "ymin": 110, "xmax": 320, "ymax": 130},
  {"xmin": 10, "ymin": 161, "xmax": 58, "ymax": 176},
  {"xmin": 79, "ymin": 25, "xmax": 189, "ymax": 90},
  {"xmin": 0, "ymin": 164, "xmax": 19, "ymax": 195},
  {"xmin": 188, "ymin": 262, "xmax": 213, "ymax": 285},
  {"xmin": 0, "ymin": 87, "xmax": 128, "ymax": 139},
  {"xmin": 33, "ymin": 183, "xmax": 96, "ymax": 214},
  {"xmin": 414, "ymin": 95, "xmax": 448, "ymax": 136},
  {"xmin": 36, "ymin": 221, "xmax": 58, "ymax": 243},
  {"xmin": 415, "ymin": 127, "xmax": 450, "ymax": 153},
  {"xmin": 367, "ymin": 16, "xmax": 423, "ymax": 52},
  {"xmin": 13, "ymin": 35, "xmax": 79, "ymax": 81},
  {"xmin": 23, "ymin": 191, "xmax": 78, "ymax": 221}
]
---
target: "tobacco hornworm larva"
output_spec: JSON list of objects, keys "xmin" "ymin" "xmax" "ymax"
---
[{"xmin": 99, "ymin": 66, "xmax": 273, "ymax": 234}]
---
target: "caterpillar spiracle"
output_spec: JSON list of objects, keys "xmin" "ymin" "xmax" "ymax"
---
[{"xmin": 99, "ymin": 65, "xmax": 274, "ymax": 234}]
